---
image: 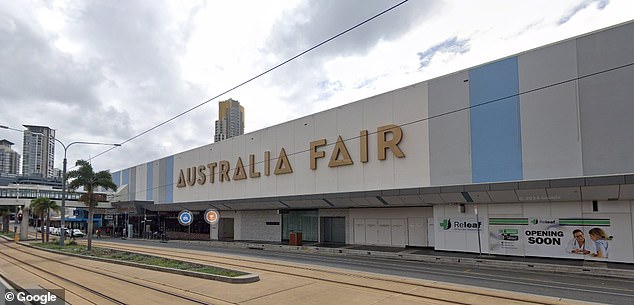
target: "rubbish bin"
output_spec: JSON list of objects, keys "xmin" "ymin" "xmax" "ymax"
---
[{"xmin": 289, "ymin": 231, "xmax": 302, "ymax": 246}]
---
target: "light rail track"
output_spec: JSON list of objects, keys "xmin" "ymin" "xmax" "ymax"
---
[
  {"xmin": 94, "ymin": 241, "xmax": 586, "ymax": 305},
  {"xmin": 0, "ymin": 239, "xmax": 226, "ymax": 305}
]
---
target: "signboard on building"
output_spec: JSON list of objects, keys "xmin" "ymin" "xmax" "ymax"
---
[
  {"xmin": 204, "ymin": 209, "xmax": 219, "ymax": 225},
  {"xmin": 489, "ymin": 218, "xmax": 615, "ymax": 261},
  {"xmin": 178, "ymin": 210, "xmax": 193, "ymax": 226}
]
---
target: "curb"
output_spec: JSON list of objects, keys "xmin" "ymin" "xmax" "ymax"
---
[
  {"xmin": 16, "ymin": 241, "xmax": 259, "ymax": 284},
  {"xmin": 171, "ymin": 239, "xmax": 634, "ymax": 280}
]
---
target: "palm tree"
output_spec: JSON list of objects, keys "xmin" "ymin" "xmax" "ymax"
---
[
  {"xmin": 30, "ymin": 197, "xmax": 59, "ymax": 242},
  {"xmin": 67, "ymin": 160, "xmax": 117, "ymax": 251}
]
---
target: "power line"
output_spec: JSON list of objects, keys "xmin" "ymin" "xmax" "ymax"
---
[
  {"xmin": 117, "ymin": 60, "xmax": 634, "ymax": 199},
  {"xmin": 90, "ymin": 0, "xmax": 411, "ymax": 161}
]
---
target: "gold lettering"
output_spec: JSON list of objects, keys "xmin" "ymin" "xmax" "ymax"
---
[
  {"xmin": 249, "ymin": 154, "xmax": 261, "ymax": 178},
  {"xmin": 264, "ymin": 151, "xmax": 271, "ymax": 176},
  {"xmin": 360, "ymin": 130, "xmax": 368, "ymax": 163},
  {"xmin": 310, "ymin": 139, "xmax": 327, "ymax": 170},
  {"xmin": 328, "ymin": 136, "xmax": 353, "ymax": 167},
  {"xmin": 377, "ymin": 124, "xmax": 405, "ymax": 160},
  {"xmin": 274, "ymin": 148, "xmax": 293, "ymax": 175},
  {"xmin": 186, "ymin": 167, "xmax": 196, "ymax": 186},
  {"xmin": 219, "ymin": 161, "xmax": 231, "ymax": 182},
  {"xmin": 233, "ymin": 157, "xmax": 247, "ymax": 180},
  {"xmin": 197, "ymin": 165, "xmax": 206, "ymax": 185},
  {"xmin": 177, "ymin": 169, "xmax": 186, "ymax": 188},
  {"xmin": 207, "ymin": 162, "xmax": 217, "ymax": 184}
]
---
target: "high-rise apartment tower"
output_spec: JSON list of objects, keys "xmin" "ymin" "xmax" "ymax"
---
[
  {"xmin": 0, "ymin": 139, "xmax": 20, "ymax": 175},
  {"xmin": 21, "ymin": 125, "xmax": 55, "ymax": 177},
  {"xmin": 214, "ymin": 99, "xmax": 244, "ymax": 142}
]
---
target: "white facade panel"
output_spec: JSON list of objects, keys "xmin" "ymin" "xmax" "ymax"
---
[
  {"xmin": 293, "ymin": 117, "xmax": 315, "ymax": 195},
  {"xmin": 428, "ymin": 71, "xmax": 471, "ymax": 186},
  {"xmin": 378, "ymin": 219, "xmax": 391, "ymax": 245},
  {"xmin": 244, "ymin": 132, "xmax": 264, "ymax": 198},
  {"xmin": 313, "ymin": 110, "xmax": 339, "ymax": 194},
  {"xmin": 353, "ymin": 219, "xmax": 365, "ymax": 244},
  {"xmin": 365, "ymin": 218, "xmax": 378, "ymax": 244},
  {"xmin": 349, "ymin": 207, "xmax": 432, "ymax": 247},
  {"xmin": 152, "ymin": 161, "xmax": 160, "ymax": 202},
  {"xmin": 274, "ymin": 121, "xmax": 296, "ymax": 196},
  {"xmin": 518, "ymin": 40, "xmax": 583, "ymax": 180},
  {"xmin": 363, "ymin": 94, "xmax": 395, "ymax": 190},
  {"xmin": 259, "ymin": 127, "xmax": 277, "ymax": 198},
  {"xmin": 135, "ymin": 164, "xmax": 147, "ymax": 201},
  {"xmin": 407, "ymin": 217, "xmax": 426, "ymax": 247},
  {"xmin": 392, "ymin": 83, "xmax": 430, "ymax": 188},
  {"xmin": 335, "ymin": 103, "xmax": 365, "ymax": 192}
]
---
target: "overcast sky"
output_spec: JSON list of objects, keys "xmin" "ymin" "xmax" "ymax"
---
[{"xmin": 1, "ymin": 0, "xmax": 632, "ymax": 173}]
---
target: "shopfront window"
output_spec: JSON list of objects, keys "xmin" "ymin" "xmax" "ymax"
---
[{"xmin": 282, "ymin": 210, "xmax": 318, "ymax": 242}]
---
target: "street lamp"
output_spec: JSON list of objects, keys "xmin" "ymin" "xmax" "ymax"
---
[
  {"xmin": 2, "ymin": 124, "xmax": 121, "ymax": 245},
  {"xmin": 55, "ymin": 140, "xmax": 121, "ymax": 246}
]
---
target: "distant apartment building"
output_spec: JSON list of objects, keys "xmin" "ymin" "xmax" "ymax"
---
[
  {"xmin": 0, "ymin": 139, "xmax": 20, "ymax": 175},
  {"xmin": 21, "ymin": 125, "xmax": 55, "ymax": 178},
  {"xmin": 214, "ymin": 98, "xmax": 244, "ymax": 142}
]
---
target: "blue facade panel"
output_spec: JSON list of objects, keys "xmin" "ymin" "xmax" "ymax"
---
[
  {"xmin": 112, "ymin": 171, "xmax": 121, "ymax": 188},
  {"xmin": 165, "ymin": 156, "xmax": 173, "ymax": 203},
  {"xmin": 147, "ymin": 162, "xmax": 153, "ymax": 201},
  {"xmin": 469, "ymin": 57, "xmax": 523, "ymax": 183},
  {"xmin": 122, "ymin": 169, "xmax": 129, "ymax": 186}
]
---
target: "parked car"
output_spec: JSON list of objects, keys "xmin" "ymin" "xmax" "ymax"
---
[{"xmin": 71, "ymin": 229, "xmax": 85, "ymax": 237}]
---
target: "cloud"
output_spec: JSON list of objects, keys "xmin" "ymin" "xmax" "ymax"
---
[
  {"xmin": 417, "ymin": 37, "xmax": 470, "ymax": 69},
  {"xmin": 558, "ymin": 0, "xmax": 610, "ymax": 25},
  {"xmin": 259, "ymin": 0, "xmax": 440, "ymax": 116},
  {"xmin": 0, "ymin": 9, "xmax": 102, "ymax": 108},
  {"xmin": 0, "ymin": 1, "xmax": 209, "ymax": 172}
]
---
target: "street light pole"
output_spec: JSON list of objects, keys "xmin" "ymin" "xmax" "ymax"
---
[
  {"xmin": 3, "ymin": 125, "xmax": 121, "ymax": 245},
  {"xmin": 55, "ymin": 140, "xmax": 121, "ymax": 246}
]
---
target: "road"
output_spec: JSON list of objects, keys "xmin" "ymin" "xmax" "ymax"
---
[{"xmin": 105, "ymin": 238, "xmax": 634, "ymax": 305}]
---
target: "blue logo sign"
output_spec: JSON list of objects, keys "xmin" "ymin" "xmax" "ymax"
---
[{"xmin": 178, "ymin": 210, "xmax": 194, "ymax": 226}]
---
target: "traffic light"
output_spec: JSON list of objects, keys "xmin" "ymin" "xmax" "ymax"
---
[{"xmin": 17, "ymin": 213, "xmax": 23, "ymax": 224}]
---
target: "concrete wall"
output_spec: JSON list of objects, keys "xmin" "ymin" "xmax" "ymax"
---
[{"xmin": 238, "ymin": 210, "xmax": 281, "ymax": 242}]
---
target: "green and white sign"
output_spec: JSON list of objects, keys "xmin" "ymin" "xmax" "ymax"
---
[{"xmin": 489, "ymin": 217, "xmax": 613, "ymax": 260}]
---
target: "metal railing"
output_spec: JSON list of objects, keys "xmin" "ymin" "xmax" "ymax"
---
[{"xmin": 0, "ymin": 187, "xmax": 109, "ymax": 202}]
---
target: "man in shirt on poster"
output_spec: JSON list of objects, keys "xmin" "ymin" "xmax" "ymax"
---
[{"xmin": 566, "ymin": 229, "xmax": 594, "ymax": 255}]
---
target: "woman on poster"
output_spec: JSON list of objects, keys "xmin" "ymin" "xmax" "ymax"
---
[{"xmin": 589, "ymin": 227, "xmax": 612, "ymax": 259}]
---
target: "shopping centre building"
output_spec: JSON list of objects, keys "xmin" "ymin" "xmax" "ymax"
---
[{"xmin": 111, "ymin": 21, "xmax": 634, "ymax": 263}]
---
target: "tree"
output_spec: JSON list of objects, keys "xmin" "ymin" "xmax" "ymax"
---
[
  {"xmin": 30, "ymin": 197, "xmax": 59, "ymax": 242},
  {"xmin": 67, "ymin": 160, "xmax": 117, "ymax": 250}
]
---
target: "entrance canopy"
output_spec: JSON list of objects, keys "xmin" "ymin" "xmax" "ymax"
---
[{"xmin": 126, "ymin": 174, "xmax": 634, "ymax": 212}]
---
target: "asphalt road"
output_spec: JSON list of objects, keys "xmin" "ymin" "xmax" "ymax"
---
[{"xmin": 109, "ymin": 239, "xmax": 634, "ymax": 305}]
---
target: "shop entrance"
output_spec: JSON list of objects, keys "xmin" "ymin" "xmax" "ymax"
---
[
  {"xmin": 320, "ymin": 217, "xmax": 346, "ymax": 244},
  {"xmin": 281, "ymin": 210, "xmax": 318, "ymax": 242}
]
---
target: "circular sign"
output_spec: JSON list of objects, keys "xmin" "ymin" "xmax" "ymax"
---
[
  {"xmin": 178, "ymin": 210, "xmax": 194, "ymax": 226},
  {"xmin": 204, "ymin": 209, "xmax": 220, "ymax": 225}
]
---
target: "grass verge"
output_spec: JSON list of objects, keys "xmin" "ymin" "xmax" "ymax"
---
[
  {"xmin": 34, "ymin": 242, "xmax": 246, "ymax": 277},
  {"xmin": 0, "ymin": 231, "xmax": 15, "ymax": 238}
]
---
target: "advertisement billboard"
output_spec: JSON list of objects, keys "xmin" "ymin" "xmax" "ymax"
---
[{"xmin": 489, "ymin": 218, "xmax": 614, "ymax": 261}]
